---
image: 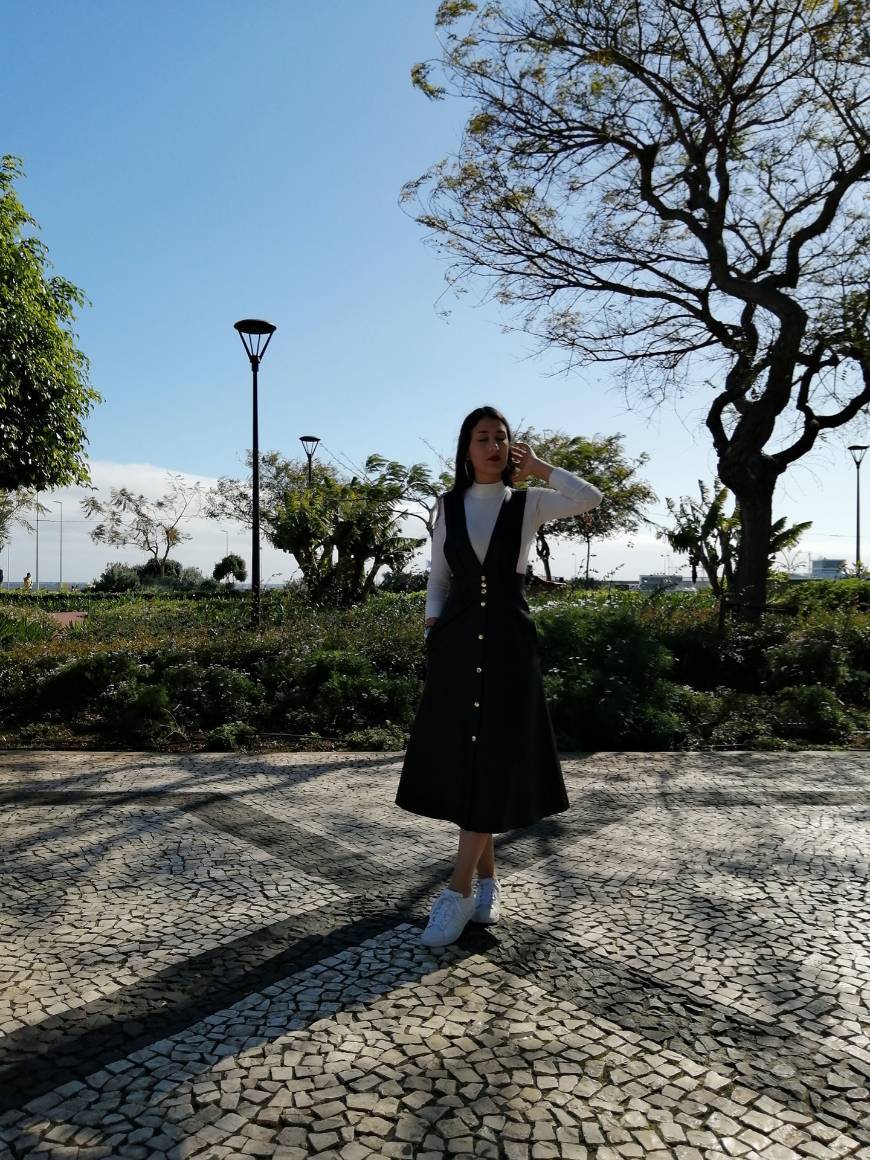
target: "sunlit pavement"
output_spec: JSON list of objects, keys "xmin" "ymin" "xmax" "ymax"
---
[{"xmin": 1, "ymin": 749, "xmax": 868, "ymax": 1159}]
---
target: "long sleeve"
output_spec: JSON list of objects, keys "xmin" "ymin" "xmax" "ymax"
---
[
  {"xmin": 525, "ymin": 465, "xmax": 603, "ymax": 529},
  {"xmin": 425, "ymin": 495, "xmax": 452, "ymax": 619}
]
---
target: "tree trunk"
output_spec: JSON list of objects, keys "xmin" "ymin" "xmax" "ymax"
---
[
  {"xmin": 536, "ymin": 531, "xmax": 553, "ymax": 581},
  {"xmin": 728, "ymin": 478, "xmax": 777, "ymax": 621}
]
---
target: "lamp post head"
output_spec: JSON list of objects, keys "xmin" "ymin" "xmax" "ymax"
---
[
  {"xmin": 848, "ymin": 444, "xmax": 869, "ymax": 467},
  {"xmin": 234, "ymin": 319, "xmax": 276, "ymax": 363},
  {"xmin": 299, "ymin": 435, "xmax": 320, "ymax": 457}
]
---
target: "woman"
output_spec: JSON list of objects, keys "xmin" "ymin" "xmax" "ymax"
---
[{"xmin": 396, "ymin": 406, "xmax": 604, "ymax": 947}]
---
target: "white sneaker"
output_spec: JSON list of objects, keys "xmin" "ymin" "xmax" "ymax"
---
[
  {"xmin": 420, "ymin": 886, "xmax": 476, "ymax": 947},
  {"xmin": 472, "ymin": 877, "xmax": 501, "ymax": 925}
]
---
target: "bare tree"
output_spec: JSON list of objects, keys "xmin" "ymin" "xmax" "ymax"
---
[
  {"xmin": 404, "ymin": 0, "xmax": 870, "ymax": 616},
  {"xmin": 81, "ymin": 472, "xmax": 205, "ymax": 576}
]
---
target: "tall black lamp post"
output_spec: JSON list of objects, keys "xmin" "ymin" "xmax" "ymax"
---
[
  {"xmin": 849, "ymin": 444, "xmax": 869, "ymax": 576},
  {"xmin": 299, "ymin": 435, "xmax": 320, "ymax": 485},
  {"xmin": 234, "ymin": 318, "xmax": 276, "ymax": 628}
]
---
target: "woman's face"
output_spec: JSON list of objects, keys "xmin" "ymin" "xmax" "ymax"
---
[{"xmin": 467, "ymin": 419, "xmax": 510, "ymax": 480}]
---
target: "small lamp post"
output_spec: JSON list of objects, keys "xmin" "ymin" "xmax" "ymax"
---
[
  {"xmin": 35, "ymin": 490, "xmax": 40, "ymax": 591},
  {"xmin": 299, "ymin": 435, "xmax": 320, "ymax": 486},
  {"xmin": 848, "ymin": 444, "xmax": 869, "ymax": 575},
  {"xmin": 234, "ymin": 318, "xmax": 276, "ymax": 629},
  {"xmin": 53, "ymin": 501, "xmax": 63, "ymax": 590}
]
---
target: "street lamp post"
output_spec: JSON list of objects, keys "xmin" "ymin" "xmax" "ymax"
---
[
  {"xmin": 234, "ymin": 319, "xmax": 276, "ymax": 629},
  {"xmin": 35, "ymin": 490, "xmax": 39, "ymax": 591},
  {"xmin": 849, "ymin": 445, "xmax": 869, "ymax": 575},
  {"xmin": 299, "ymin": 435, "xmax": 320, "ymax": 486},
  {"xmin": 53, "ymin": 501, "xmax": 63, "ymax": 589}
]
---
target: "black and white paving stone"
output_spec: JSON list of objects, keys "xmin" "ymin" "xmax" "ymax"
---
[{"xmin": 0, "ymin": 750, "xmax": 869, "ymax": 1159}]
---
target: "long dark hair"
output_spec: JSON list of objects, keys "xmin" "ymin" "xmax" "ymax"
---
[{"xmin": 448, "ymin": 405, "xmax": 516, "ymax": 495}]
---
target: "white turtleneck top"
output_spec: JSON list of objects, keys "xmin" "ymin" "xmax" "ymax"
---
[{"xmin": 425, "ymin": 466, "xmax": 604, "ymax": 619}]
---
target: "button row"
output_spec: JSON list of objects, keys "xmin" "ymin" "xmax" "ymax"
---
[{"xmin": 475, "ymin": 584, "xmax": 486, "ymax": 742}]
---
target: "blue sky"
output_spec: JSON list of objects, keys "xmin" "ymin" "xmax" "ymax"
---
[{"xmin": 3, "ymin": 0, "xmax": 867, "ymax": 585}]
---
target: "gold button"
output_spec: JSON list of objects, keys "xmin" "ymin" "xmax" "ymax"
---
[
  {"xmin": 478, "ymin": 634, "xmax": 484, "ymax": 640},
  {"xmin": 471, "ymin": 735, "xmax": 477, "ymax": 741},
  {"xmin": 480, "ymin": 601, "xmax": 485, "ymax": 607},
  {"xmin": 476, "ymin": 666, "xmax": 482, "ymax": 673},
  {"xmin": 474, "ymin": 701, "xmax": 479, "ymax": 707}
]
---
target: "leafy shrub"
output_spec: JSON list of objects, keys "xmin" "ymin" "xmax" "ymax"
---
[
  {"xmin": 176, "ymin": 566, "xmax": 205, "ymax": 589},
  {"xmin": 770, "ymin": 685, "xmax": 854, "ymax": 743},
  {"xmin": 99, "ymin": 680, "xmax": 176, "ymax": 744},
  {"xmin": 206, "ymin": 720, "xmax": 257, "ymax": 751},
  {"xmin": 159, "ymin": 662, "xmax": 264, "ymax": 729},
  {"xmin": 269, "ymin": 648, "xmax": 419, "ymax": 735},
  {"xmin": 38, "ymin": 651, "xmax": 144, "ymax": 713},
  {"xmin": 536, "ymin": 601, "xmax": 683, "ymax": 749},
  {"xmin": 377, "ymin": 570, "xmax": 428, "ymax": 593},
  {"xmin": 777, "ymin": 579, "xmax": 870, "ymax": 615},
  {"xmin": 643, "ymin": 597, "xmax": 721, "ymax": 689},
  {"xmin": 705, "ymin": 689, "xmax": 784, "ymax": 750},
  {"xmin": 93, "ymin": 563, "xmax": 141, "ymax": 593},
  {"xmin": 764, "ymin": 627, "xmax": 849, "ymax": 692},
  {"xmin": 0, "ymin": 608, "xmax": 56, "ymax": 646},
  {"xmin": 345, "ymin": 724, "xmax": 407, "ymax": 750},
  {"xmin": 717, "ymin": 615, "xmax": 792, "ymax": 693},
  {"xmin": 137, "ymin": 558, "xmax": 183, "ymax": 581}
]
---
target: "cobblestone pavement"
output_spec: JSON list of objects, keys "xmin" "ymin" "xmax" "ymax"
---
[{"xmin": 1, "ymin": 749, "xmax": 869, "ymax": 1160}]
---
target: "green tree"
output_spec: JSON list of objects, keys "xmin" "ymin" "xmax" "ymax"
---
[
  {"xmin": 206, "ymin": 451, "xmax": 438, "ymax": 607},
  {"xmin": 657, "ymin": 479, "xmax": 812, "ymax": 596},
  {"xmin": 0, "ymin": 156, "xmax": 101, "ymax": 490},
  {"xmin": 0, "ymin": 488, "xmax": 46, "ymax": 554},
  {"xmin": 405, "ymin": 0, "xmax": 870, "ymax": 618},
  {"xmin": 519, "ymin": 429, "xmax": 655, "ymax": 583},
  {"xmin": 81, "ymin": 473, "xmax": 205, "ymax": 577},
  {"xmin": 213, "ymin": 553, "xmax": 247, "ymax": 585}
]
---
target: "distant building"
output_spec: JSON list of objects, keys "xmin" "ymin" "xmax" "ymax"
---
[
  {"xmin": 811, "ymin": 558, "xmax": 846, "ymax": 580},
  {"xmin": 636, "ymin": 573, "xmax": 712, "ymax": 592}
]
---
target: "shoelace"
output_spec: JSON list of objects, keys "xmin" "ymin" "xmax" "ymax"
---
[
  {"xmin": 477, "ymin": 880, "xmax": 499, "ymax": 906},
  {"xmin": 427, "ymin": 891, "xmax": 465, "ymax": 932}
]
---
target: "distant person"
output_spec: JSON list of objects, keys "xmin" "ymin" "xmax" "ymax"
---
[
  {"xmin": 22, "ymin": 572, "xmax": 32, "ymax": 592},
  {"xmin": 0, "ymin": 567, "xmax": 4, "ymax": 586},
  {"xmin": 395, "ymin": 406, "xmax": 604, "ymax": 947}
]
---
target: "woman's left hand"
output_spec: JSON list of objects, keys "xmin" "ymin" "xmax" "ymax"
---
[{"xmin": 509, "ymin": 440, "xmax": 537, "ymax": 480}]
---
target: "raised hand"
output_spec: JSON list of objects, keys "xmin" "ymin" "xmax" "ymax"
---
[{"xmin": 509, "ymin": 440, "xmax": 537, "ymax": 481}]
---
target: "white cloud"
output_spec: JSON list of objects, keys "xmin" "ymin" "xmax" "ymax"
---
[{"xmin": 2, "ymin": 460, "xmax": 298, "ymax": 588}]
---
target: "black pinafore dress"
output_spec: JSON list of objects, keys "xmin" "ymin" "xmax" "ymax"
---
[{"xmin": 395, "ymin": 485, "xmax": 569, "ymax": 833}]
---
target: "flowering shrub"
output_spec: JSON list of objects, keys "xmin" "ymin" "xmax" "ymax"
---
[{"xmin": 0, "ymin": 585, "xmax": 867, "ymax": 751}]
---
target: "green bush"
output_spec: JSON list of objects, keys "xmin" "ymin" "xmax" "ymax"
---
[
  {"xmin": 0, "ymin": 608, "xmax": 56, "ymax": 647},
  {"xmin": 158, "ymin": 662, "xmax": 264, "ymax": 729},
  {"xmin": 777, "ymin": 579, "xmax": 870, "ymax": 615},
  {"xmin": 764, "ymin": 627, "xmax": 849, "ymax": 692},
  {"xmin": 206, "ymin": 720, "xmax": 257, "ymax": 751},
  {"xmin": 99, "ymin": 680, "xmax": 176, "ymax": 745},
  {"xmin": 536, "ymin": 600, "xmax": 683, "ymax": 749},
  {"xmin": 717, "ymin": 615, "xmax": 792, "ymax": 693},
  {"xmin": 771, "ymin": 685, "xmax": 854, "ymax": 743},
  {"xmin": 269, "ymin": 648, "xmax": 419, "ymax": 735},
  {"xmin": 38, "ymin": 651, "xmax": 144, "ymax": 714},
  {"xmin": 345, "ymin": 724, "xmax": 408, "ymax": 750},
  {"xmin": 642, "ymin": 595, "xmax": 721, "ymax": 689},
  {"xmin": 1, "ymin": 583, "xmax": 867, "ymax": 752},
  {"xmin": 94, "ymin": 563, "xmax": 141, "ymax": 593},
  {"xmin": 705, "ymin": 689, "xmax": 785, "ymax": 750},
  {"xmin": 138, "ymin": 558, "xmax": 183, "ymax": 581}
]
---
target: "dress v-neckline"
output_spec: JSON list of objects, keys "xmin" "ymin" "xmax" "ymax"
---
[{"xmin": 462, "ymin": 488, "xmax": 511, "ymax": 571}]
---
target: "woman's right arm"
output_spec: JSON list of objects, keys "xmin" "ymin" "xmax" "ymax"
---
[{"xmin": 424, "ymin": 496, "xmax": 451, "ymax": 630}]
